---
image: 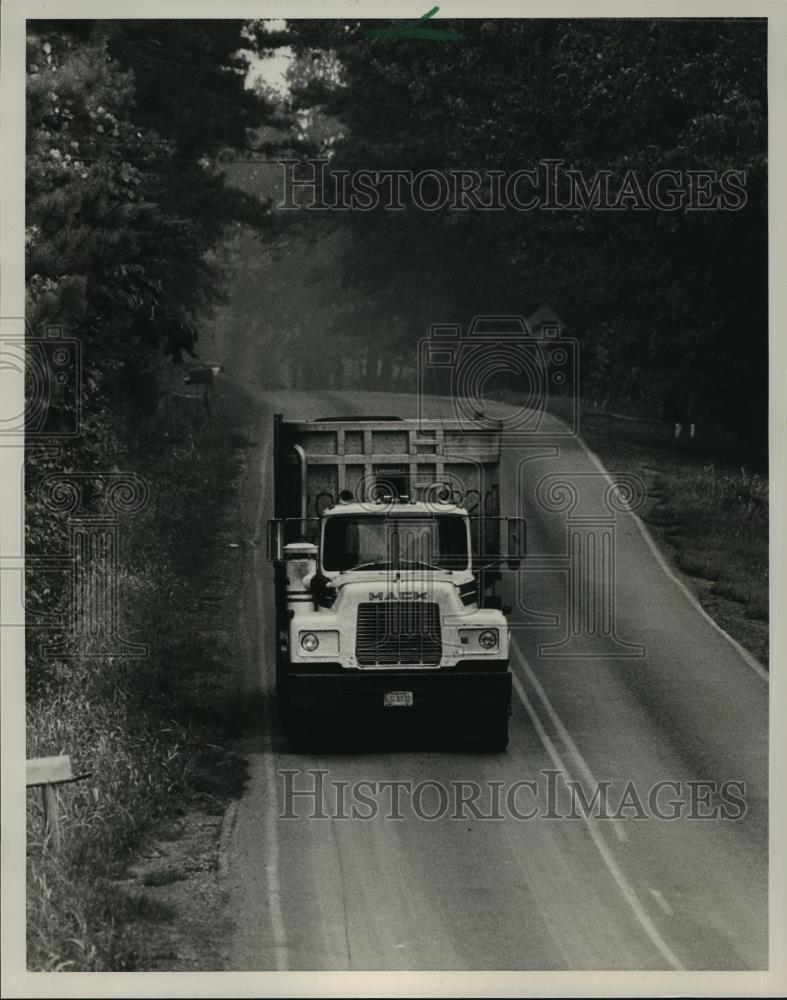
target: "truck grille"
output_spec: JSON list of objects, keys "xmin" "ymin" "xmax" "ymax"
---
[{"xmin": 356, "ymin": 602, "xmax": 442, "ymax": 666}]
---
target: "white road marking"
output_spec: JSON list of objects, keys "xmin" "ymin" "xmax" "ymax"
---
[
  {"xmin": 259, "ymin": 696, "xmax": 289, "ymax": 972},
  {"xmin": 510, "ymin": 645, "xmax": 629, "ymax": 844},
  {"xmin": 648, "ymin": 888, "xmax": 675, "ymax": 917},
  {"xmin": 252, "ymin": 430, "xmax": 289, "ymax": 971},
  {"xmin": 611, "ymin": 819, "xmax": 629, "ymax": 843},
  {"xmin": 510, "ymin": 669, "xmax": 685, "ymax": 971},
  {"xmin": 575, "ymin": 435, "xmax": 769, "ymax": 684},
  {"xmin": 217, "ymin": 800, "xmax": 238, "ymax": 879}
]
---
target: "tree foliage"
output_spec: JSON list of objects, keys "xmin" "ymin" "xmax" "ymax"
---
[
  {"xmin": 25, "ymin": 19, "xmax": 275, "ymax": 680},
  {"xmin": 275, "ymin": 18, "xmax": 767, "ymax": 435},
  {"xmin": 27, "ymin": 20, "xmax": 272, "ymax": 364}
]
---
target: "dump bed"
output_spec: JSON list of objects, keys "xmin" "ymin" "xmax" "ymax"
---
[{"xmin": 273, "ymin": 415, "xmax": 503, "ymax": 523}]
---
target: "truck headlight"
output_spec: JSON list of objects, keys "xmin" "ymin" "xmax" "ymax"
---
[
  {"xmin": 300, "ymin": 632, "xmax": 319, "ymax": 652},
  {"xmin": 479, "ymin": 629, "xmax": 498, "ymax": 649},
  {"xmin": 297, "ymin": 630, "xmax": 340, "ymax": 655}
]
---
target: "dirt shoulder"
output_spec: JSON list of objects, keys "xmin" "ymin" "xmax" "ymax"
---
[{"xmin": 108, "ymin": 806, "xmax": 233, "ymax": 970}]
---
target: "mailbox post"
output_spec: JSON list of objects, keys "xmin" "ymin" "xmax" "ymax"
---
[
  {"xmin": 182, "ymin": 363, "xmax": 224, "ymax": 418},
  {"xmin": 26, "ymin": 755, "xmax": 90, "ymax": 853}
]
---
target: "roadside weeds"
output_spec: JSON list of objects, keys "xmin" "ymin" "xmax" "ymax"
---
[
  {"xmin": 578, "ymin": 414, "xmax": 768, "ymax": 666},
  {"xmin": 25, "ymin": 382, "xmax": 259, "ymax": 971}
]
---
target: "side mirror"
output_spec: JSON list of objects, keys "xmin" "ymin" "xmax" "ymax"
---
[{"xmin": 506, "ymin": 517, "xmax": 526, "ymax": 569}]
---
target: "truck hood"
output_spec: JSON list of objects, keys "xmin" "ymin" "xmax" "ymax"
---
[
  {"xmin": 331, "ymin": 568, "xmax": 459, "ymax": 584},
  {"xmin": 329, "ymin": 573, "xmax": 471, "ymax": 612}
]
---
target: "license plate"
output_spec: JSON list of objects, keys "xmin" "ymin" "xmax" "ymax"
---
[{"xmin": 384, "ymin": 691, "xmax": 413, "ymax": 708}]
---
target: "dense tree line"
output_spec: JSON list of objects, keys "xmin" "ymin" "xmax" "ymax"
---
[
  {"xmin": 269, "ymin": 18, "xmax": 767, "ymax": 439},
  {"xmin": 25, "ymin": 20, "xmax": 274, "ymax": 671}
]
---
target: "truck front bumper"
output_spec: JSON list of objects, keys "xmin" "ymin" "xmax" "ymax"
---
[{"xmin": 284, "ymin": 662, "xmax": 511, "ymax": 715}]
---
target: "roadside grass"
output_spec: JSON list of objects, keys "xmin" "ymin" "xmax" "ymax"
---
[
  {"xmin": 577, "ymin": 413, "xmax": 769, "ymax": 665},
  {"xmin": 486, "ymin": 388, "xmax": 768, "ymax": 664},
  {"xmin": 25, "ymin": 387, "xmax": 256, "ymax": 971},
  {"xmin": 666, "ymin": 465, "xmax": 768, "ymax": 614}
]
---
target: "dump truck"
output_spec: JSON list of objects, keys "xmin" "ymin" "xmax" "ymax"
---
[{"xmin": 267, "ymin": 413, "xmax": 525, "ymax": 750}]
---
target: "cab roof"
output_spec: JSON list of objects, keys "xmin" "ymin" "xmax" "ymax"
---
[{"xmin": 322, "ymin": 501, "xmax": 468, "ymax": 517}]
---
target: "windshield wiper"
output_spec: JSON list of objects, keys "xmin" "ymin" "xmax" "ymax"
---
[
  {"xmin": 339, "ymin": 559, "xmax": 456, "ymax": 574},
  {"xmin": 340, "ymin": 560, "xmax": 392, "ymax": 574},
  {"xmin": 398, "ymin": 559, "xmax": 453, "ymax": 573}
]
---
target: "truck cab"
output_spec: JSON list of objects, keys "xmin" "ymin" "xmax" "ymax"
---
[{"xmin": 268, "ymin": 415, "xmax": 524, "ymax": 750}]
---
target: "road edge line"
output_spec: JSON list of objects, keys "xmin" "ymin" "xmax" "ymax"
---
[
  {"xmin": 510, "ymin": 669, "xmax": 685, "ymax": 971},
  {"xmin": 261, "ymin": 699, "xmax": 289, "ymax": 972},
  {"xmin": 510, "ymin": 645, "xmax": 629, "ymax": 844},
  {"xmin": 256, "ymin": 426, "xmax": 289, "ymax": 971},
  {"xmin": 217, "ymin": 799, "xmax": 239, "ymax": 880}
]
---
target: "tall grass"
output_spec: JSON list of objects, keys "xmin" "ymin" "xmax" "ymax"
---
[
  {"xmin": 683, "ymin": 464, "xmax": 768, "ymax": 527},
  {"xmin": 26, "ymin": 675, "xmax": 190, "ymax": 970},
  {"xmin": 26, "ymin": 399, "xmax": 251, "ymax": 970},
  {"xmin": 669, "ymin": 464, "xmax": 769, "ymax": 624},
  {"xmin": 575, "ymin": 408, "xmax": 769, "ymax": 662}
]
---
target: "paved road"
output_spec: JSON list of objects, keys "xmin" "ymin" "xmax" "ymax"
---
[{"xmin": 225, "ymin": 389, "xmax": 768, "ymax": 971}]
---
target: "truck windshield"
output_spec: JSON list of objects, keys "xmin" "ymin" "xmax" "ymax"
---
[{"xmin": 322, "ymin": 514, "xmax": 469, "ymax": 572}]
